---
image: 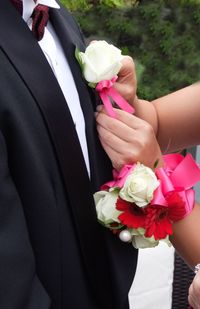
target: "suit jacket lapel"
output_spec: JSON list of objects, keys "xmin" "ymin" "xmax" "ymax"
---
[
  {"xmin": 50, "ymin": 6, "xmax": 114, "ymax": 191},
  {"xmin": 0, "ymin": 1, "xmax": 113, "ymax": 307},
  {"xmin": 50, "ymin": 5, "xmax": 138, "ymax": 306}
]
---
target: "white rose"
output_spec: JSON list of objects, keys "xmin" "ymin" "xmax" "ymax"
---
[
  {"xmin": 119, "ymin": 163, "xmax": 159, "ymax": 207},
  {"xmin": 94, "ymin": 190, "xmax": 122, "ymax": 227},
  {"xmin": 78, "ymin": 40, "xmax": 123, "ymax": 84},
  {"xmin": 126, "ymin": 228, "xmax": 158, "ymax": 249},
  {"xmin": 132, "ymin": 235, "xmax": 159, "ymax": 249}
]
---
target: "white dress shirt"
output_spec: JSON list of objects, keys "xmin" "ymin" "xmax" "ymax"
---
[{"xmin": 22, "ymin": 0, "xmax": 90, "ymax": 175}]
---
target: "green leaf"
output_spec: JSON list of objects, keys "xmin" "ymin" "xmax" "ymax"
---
[
  {"xmin": 88, "ymin": 82, "xmax": 96, "ymax": 88},
  {"xmin": 75, "ymin": 47, "xmax": 82, "ymax": 66},
  {"xmin": 153, "ymin": 159, "xmax": 159, "ymax": 169}
]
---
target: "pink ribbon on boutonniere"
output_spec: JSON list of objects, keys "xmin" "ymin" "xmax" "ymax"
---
[{"xmin": 96, "ymin": 77, "xmax": 135, "ymax": 118}]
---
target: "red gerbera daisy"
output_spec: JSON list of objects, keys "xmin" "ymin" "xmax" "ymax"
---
[
  {"xmin": 144, "ymin": 191, "xmax": 186, "ymax": 240},
  {"xmin": 144, "ymin": 205, "xmax": 173, "ymax": 240},
  {"xmin": 116, "ymin": 191, "xmax": 186, "ymax": 241},
  {"xmin": 116, "ymin": 198, "xmax": 146, "ymax": 229},
  {"xmin": 165, "ymin": 191, "xmax": 186, "ymax": 222}
]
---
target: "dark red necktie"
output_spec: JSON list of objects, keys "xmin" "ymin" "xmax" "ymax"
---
[
  {"xmin": 31, "ymin": 4, "xmax": 49, "ymax": 41},
  {"xmin": 10, "ymin": 0, "xmax": 49, "ymax": 41}
]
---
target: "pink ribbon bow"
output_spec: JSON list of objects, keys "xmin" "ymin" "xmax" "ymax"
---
[
  {"xmin": 96, "ymin": 77, "xmax": 134, "ymax": 118},
  {"xmin": 101, "ymin": 153, "xmax": 200, "ymax": 220},
  {"xmin": 101, "ymin": 164, "xmax": 135, "ymax": 190},
  {"xmin": 152, "ymin": 153, "xmax": 200, "ymax": 217}
]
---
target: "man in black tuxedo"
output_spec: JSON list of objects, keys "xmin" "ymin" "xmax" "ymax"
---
[{"xmin": 0, "ymin": 1, "xmax": 138, "ymax": 308}]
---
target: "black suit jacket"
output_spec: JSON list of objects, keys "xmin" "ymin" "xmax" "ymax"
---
[{"xmin": 0, "ymin": 1, "xmax": 138, "ymax": 308}]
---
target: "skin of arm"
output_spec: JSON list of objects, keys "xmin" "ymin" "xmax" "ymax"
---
[
  {"xmin": 170, "ymin": 202, "xmax": 200, "ymax": 269},
  {"xmin": 98, "ymin": 58, "xmax": 200, "ymax": 166},
  {"xmin": 116, "ymin": 57, "xmax": 200, "ymax": 153},
  {"xmin": 132, "ymin": 83, "xmax": 200, "ymax": 153}
]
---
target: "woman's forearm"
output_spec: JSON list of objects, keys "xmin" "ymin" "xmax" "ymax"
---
[
  {"xmin": 135, "ymin": 82, "xmax": 200, "ymax": 153},
  {"xmin": 170, "ymin": 202, "xmax": 200, "ymax": 269},
  {"xmin": 153, "ymin": 82, "xmax": 200, "ymax": 152}
]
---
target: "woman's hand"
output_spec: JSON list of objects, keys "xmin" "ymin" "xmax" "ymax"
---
[
  {"xmin": 96, "ymin": 106, "xmax": 163, "ymax": 171},
  {"xmin": 115, "ymin": 55, "xmax": 158, "ymax": 134},
  {"xmin": 188, "ymin": 269, "xmax": 200, "ymax": 309},
  {"xmin": 114, "ymin": 56, "xmax": 138, "ymax": 107}
]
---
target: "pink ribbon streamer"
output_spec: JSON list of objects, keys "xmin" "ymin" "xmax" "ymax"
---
[{"xmin": 96, "ymin": 77, "xmax": 134, "ymax": 118}]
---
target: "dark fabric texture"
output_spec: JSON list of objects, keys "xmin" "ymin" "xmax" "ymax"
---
[
  {"xmin": 0, "ymin": 1, "xmax": 138, "ymax": 308},
  {"xmin": 172, "ymin": 252, "xmax": 194, "ymax": 309},
  {"xmin": 10, "ymin": 0, "xmax": 22, "ymax": 14}
]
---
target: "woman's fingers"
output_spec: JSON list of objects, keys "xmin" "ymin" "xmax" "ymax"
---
[
  {"xmin": 114, "ymin": 56, "xmax": 137, "ymax": 106},
  {"xmin": 96, "ymin": 106, "xmax": 148, "ymax": 135},
  {"xmin": 96, "ymin": 107, "xmax": 163, "ymax": 170},
  {"xmin": 96, "ymin": 110, "xmax": 137, "ymax": 143}
]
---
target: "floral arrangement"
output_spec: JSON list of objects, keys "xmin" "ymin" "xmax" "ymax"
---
[
  {"xmin": 76, "ymin": 40, "xmax": 122, "ymax": 86},
  {"xmin": 76, "ymin": 40, "xmax": 134, "ymax": 117},
  {"xmin": 76, "ymin": 40, "xmax": 200, "ymax": 249},
  {"xmin": 94, "ymin": 154, "xmax": 200, "ymax": 248}
]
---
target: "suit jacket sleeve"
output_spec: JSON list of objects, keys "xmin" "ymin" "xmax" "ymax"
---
[{"xmin": 0, "ymin": 130, "xmax": 51, "ymax": 309}]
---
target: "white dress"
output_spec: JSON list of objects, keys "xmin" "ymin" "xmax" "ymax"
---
[{"xmin": 129, "ymin": 243, "xmax": 175, "ymax": 309}]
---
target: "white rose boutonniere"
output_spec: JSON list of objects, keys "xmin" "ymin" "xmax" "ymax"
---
[
  {"xmin": 76, "ymin": 40, "xmax": 134, "ymax": 117},
  {"xmin": 77, "ymin": 40, "xmax": 123, "ymax": 86}
]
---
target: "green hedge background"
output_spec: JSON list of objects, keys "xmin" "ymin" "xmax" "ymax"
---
[{"xmin": 62, "ymin": 0, "xmax": 200, "ymax": 100}]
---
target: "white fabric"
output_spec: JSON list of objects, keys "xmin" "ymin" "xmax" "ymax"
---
[
  {"xmin": 22, "ymin": 0, "xmax": 59, "ymax": 23},
  {"xmin": 129, "ymin": 243, "xmax": 175, "ymax": 309},
  {"xmin": 22, "ymin": 0, "xmax": 90, "ymax": 175}
]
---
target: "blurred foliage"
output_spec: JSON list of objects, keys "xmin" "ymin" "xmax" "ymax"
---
[
  {"xmin": 62, "ymin": 0, "xmax": 200, "ymax": 100},
  {"xmin": 61, "ymin": 0, "xmax": 91, "ymax": 11},
  {"xmin": 62, "ymin": 0, "xmax": 138, "ymax": 11}
]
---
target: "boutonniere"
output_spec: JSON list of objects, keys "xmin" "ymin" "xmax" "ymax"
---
[
  {"xmin": 76, "ymin": 40, "xmax": 200, "ymax": 249},
  {"xmin": 75, "ymin": 40, "xmax": 134, "ymax": 117}
]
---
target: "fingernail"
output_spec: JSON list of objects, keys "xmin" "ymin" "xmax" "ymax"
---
[{"xmin": 96, "ymin": 105, "xmax": 103, "ymax": 112}]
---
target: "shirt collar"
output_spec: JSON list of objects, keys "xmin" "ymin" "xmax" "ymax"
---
[{"xmin": 22, "ymin": 0, "xmax": 60, "ymax": 22}]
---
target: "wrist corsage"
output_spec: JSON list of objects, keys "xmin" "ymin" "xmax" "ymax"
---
[
  {"xmin": 76, "ymin": 40, "xmax": 200, "ymax": 249},
  {"xmin": 94, "ymin": 153, "xmax": 200, "ymax": 248}
]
